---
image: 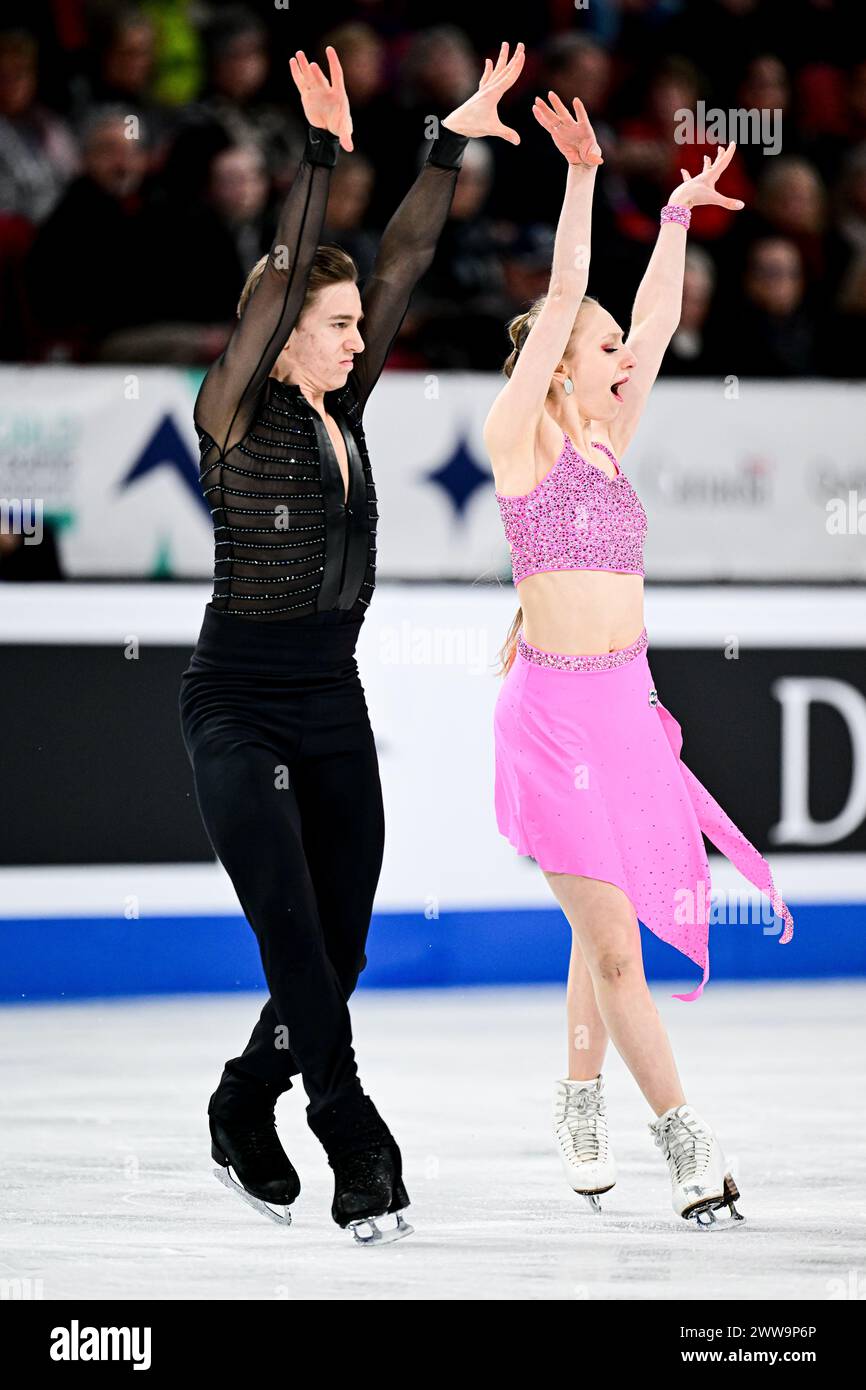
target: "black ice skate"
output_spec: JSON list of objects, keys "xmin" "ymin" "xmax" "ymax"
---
[
  {"xmin": 330, "ymin": 1142, "xmax": 413, "ymax": 1245},
  {"xmin": 312, "ymin": 1091, "xmax": 414, "ymax": 1245},
  {"xmin": 209, "ymin": 1076, "xmax": 300, "ymax": 1226}
]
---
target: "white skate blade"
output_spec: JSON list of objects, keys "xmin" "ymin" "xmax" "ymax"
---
[
  {"xmin": 689, "ymin": 1202, "xmax": 746, "ymax": 1229},
  {"xmin": 683, "ymin": 1173, "xmax": 745, "ymax": 1228},
  {"xmin": 574, "ymin": 1184, "xmax": 615, "ymax": 1212},
  {"xmin": 213, "ymin": 1165, "xmax": 293, "ymax": 1226},
  {"xmin": 348, "ymin": 1210, "xmax": 414, "ymax": 1246}
]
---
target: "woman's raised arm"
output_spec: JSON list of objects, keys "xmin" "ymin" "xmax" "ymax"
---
[
  {"xmin": 607, "ymin": 141, "xmax": 744, "ymax": 458},
  {"xmin": 193, "ymin": 47, "xmax": 352, "ymax": 457},
  {"xmin": 484, "ymin": 92, "xmax": 603, "ymax": 464}
]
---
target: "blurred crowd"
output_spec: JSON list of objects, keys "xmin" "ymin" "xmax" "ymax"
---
[{"xmin": 1, "ymin": 0, "xmax": 865, "ymax": 377}]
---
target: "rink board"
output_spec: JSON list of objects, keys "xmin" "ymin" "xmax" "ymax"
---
[
  {"xmin": 0, "ymin": 902, "xmax": 862, "ymax": 1003},
  {"xmin": 0, "ymin": 582, "xmax": 864, "ymax": 1000}
]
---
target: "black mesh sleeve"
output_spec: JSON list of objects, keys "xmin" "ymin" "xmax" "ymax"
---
[
  {"xmin": 193, "ymin": 124, "xmax": 340, "ymax": 457},
  {"xmin": 351, "ymin": 125, "xmax": 470, "ymax": 411}
]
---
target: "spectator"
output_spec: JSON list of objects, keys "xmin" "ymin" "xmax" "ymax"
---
[
  {"xmin": 662, "ymin": 245, "xmax": 723, "ymax": 376},
  {"xmin": 617, "ymin": 56, "xmax": 752, "ymax": 243},
  {"xmin": 734, "ymin": 56, "xmax": 802, "ymax": 183},
  {"xmin": 160, "ymin": 142, "xmax": 271, "ymax": 319},
  {"xmin": 501, "ymin": 224, "xmax": 556, "ymax": 320},
  {"xmin": 811, "ymin": 58, "xmax": 866, "ymax": 186},
  {"xmin": 489, "ymin": 34, "xmax": 620, "ymax": 228},
  {"xmin": 322, "ymin": 153, "xmax": 378, "ymax": 282},
  {"xmin": 411, "ymin": 140, "xmax": 514, "ymax": 369},
  {"xmin": 141, "ymin": 0, "xmax": 204, "ymax": 108},
  {"xmin": 821, "ymin": 142, "xmax": 866, "ymax": 374},
  {"xmin": 160, "ymin": 5, "xmax": 303, "ymax": 206},
  {"xmin": 99, "ymin": 140, "xmax": 274, "ymax": 364},
  {"xmin": 68, "ymin": 7, "xmax": 171, "ymax": 157},
  {"xmin": 384, "ymin": 24, "xmax": 479, "ymax": 212},
  {"xmin": 0, "ymin": 28, "xmax": 79, "ymax": 223},
  {"xmin": 23, "ymin": 106, "xmax": 154, "ymax": 360},
  {"xmin": 755, "ymin": 156, "xmax": 829, "ymax": 281},
  {"xmin": 0, "ymin": 5, "xmax": 861, "ymax": 379},
  {"xmin": 716, "ymin": 237, "xmax": 818, "ymax": 376},
  {"xmin": 722, "ymin": 155, "xmax": 830, "ymax": 305},
  {"xmin": 833, "ymin": 144, "xmax": 866, "ymax": 307},
  {"xmin": 317, "ymin": 23, "xmax": 391, "ymax": 172},
  {"xmin": 661, "ymin": 0, "xmax": 779, "ymax": 97}
]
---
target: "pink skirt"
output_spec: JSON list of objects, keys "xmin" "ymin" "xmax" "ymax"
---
[{"xmin": 493, "ymin": 626, "xmax": 794, "ymax": 1000}]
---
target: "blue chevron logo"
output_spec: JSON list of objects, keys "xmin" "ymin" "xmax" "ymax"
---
[{"xmin": 118, "ymin": 415, "xmax": 210, "ymax": 518}]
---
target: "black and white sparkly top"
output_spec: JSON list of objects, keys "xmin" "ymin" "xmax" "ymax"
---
[{"xmin": 193, "ymin": 122, "xmax": 469, "ymax": 621}]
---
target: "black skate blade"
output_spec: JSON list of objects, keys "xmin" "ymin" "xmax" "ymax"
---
[
  {"xmin": 213, "ymin": 1165, "xmax": 293, "ymax": 1226},
  {"xmin": 348, "ymin": 1210, "xmax": 414, "ymax": 1246}
]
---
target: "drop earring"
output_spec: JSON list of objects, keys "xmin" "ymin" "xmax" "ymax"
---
[{"xmin": 563, "ymin": 377, "xmax": 574, "ymax": 395}]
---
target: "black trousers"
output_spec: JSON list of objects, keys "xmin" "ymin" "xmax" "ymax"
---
[{"xmin": 178, "ymin": 605, "xmax": 385, "ymax": 1127}]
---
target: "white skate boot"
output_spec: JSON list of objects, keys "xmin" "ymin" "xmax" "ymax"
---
[
  {"xmin": 553, "ymin": 1075, "xmax": 617, "ymax": 1212},
  {"xmin": 649, "ymin": 1102, "xmax": 744, "ymax": 1228}
]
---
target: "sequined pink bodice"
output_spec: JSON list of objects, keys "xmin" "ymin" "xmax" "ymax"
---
[{"xmin": 495, "ymin": 435, "xmax": 647, "ymax": 585}]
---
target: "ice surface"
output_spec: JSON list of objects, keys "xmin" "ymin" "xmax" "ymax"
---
[{"xmin": 0, "ymin": 982, "xmax": 863, "ymax": 1301}]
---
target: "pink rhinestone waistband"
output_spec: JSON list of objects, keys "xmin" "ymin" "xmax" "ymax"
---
[{"xmin": 517, "ymin": 626, "xmax": 649, "ymax": 672}]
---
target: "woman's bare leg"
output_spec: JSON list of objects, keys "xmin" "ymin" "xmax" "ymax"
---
[
  {"xmin": 544, "ymin": 871, "xmax": 687, "ymax": 1116},
  {"xmin": 565, "ymin": 930, "xmax": 609, "ymax": 1079}
]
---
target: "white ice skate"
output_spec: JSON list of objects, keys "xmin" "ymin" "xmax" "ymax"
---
[
  {"xmin": 648, "ymin": 1102, "xmax": 745, "ymax": 1228},
  {"xmin": 553, "ymin": 1075, "xmax": 617, "ymax": 1212}
]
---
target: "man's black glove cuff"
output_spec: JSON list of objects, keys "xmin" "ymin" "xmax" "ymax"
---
[
  {"xmin": 426, "ymin": 126, "xmax": 470, "ymax": 171},
  {"xmin": 305, "ymin": 125, "xmax": 340, "ymax": 168}
]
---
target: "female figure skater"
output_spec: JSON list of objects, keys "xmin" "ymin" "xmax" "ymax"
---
[
  {"xmin": 486, "ymin": 94, "xmax": 794, "ymax": 1227},
  {"xmin": 179, "ymin": 41, "xmax": 524, "ymax": 1242}
]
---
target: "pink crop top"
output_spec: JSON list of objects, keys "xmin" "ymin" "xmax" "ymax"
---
[{"xmin": 494, "ymin": 434, "xmax": 647, "ymax": 586}]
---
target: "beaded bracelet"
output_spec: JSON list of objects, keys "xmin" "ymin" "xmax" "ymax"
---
[{"xmin": 660, "ymin": 202, "xmax": 692, "ymax": 229}]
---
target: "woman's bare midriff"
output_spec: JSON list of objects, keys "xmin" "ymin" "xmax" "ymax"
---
[{"xmin": 517, "ymin": 569, "xmax": 645, "ymax": 655}]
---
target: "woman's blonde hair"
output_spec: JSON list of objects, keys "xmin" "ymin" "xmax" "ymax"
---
[
  {"xmin": 236, "ymin": 243, "xmax": 359, "ymax": 320},
  {"xmin": 496, "ymin": 292, "xmax": 599, "ymax": 678}
]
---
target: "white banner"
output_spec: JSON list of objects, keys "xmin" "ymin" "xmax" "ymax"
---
[{"xmin": 0, "ymin": 367, "xmax": 863, "ymax": 581}]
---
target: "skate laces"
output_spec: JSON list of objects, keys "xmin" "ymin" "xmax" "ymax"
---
[
  {"xmin": 653, "ymin": 1109, "xmax": 711, "ymax": 1182},
  {"xmin": 555, "ymin": 1086, "xmax": 607, "ymax": 1161}
]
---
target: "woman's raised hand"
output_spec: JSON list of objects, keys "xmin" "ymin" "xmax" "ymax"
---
[
  {"xmin": 441, "ymin": 41, "xmax": 525, "ymax": 143},
  {"xmin": 289, "ymin": 45, "xmax": 353, "ymax": 152},
  {"xmin": 532, "ymin": 91, "xmax": 603, "ymax": 166},
  {"xmin": 670, "ymin": 141, "xmax": 744, "ymax": 210}
]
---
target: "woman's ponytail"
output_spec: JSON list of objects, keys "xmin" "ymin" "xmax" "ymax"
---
[{"xmin": 496, "ymin": 605, "xmax": 523, "ymax": 677}]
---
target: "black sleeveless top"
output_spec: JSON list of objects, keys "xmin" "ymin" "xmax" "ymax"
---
[{"xmin": 193, "ymin": 121, "xmax": 469, "ymax": 622}]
